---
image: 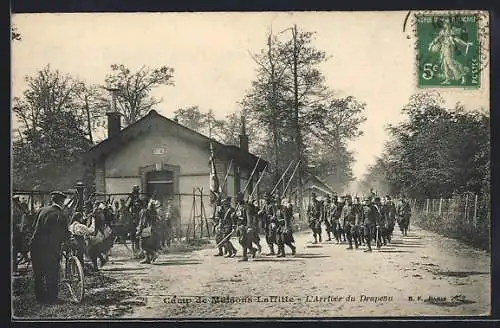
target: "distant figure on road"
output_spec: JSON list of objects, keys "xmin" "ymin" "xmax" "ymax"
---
[{"xmin": 397, "ymin": 196, "xmax": 411, "ymax": 237}]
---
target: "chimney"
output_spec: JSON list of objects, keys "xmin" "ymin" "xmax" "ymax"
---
[
  {"xmin": 239, "ymin": 115, "xmax": 249, "ymax": 153},
  {"xmin": 106, "ymin": 87, "xmax": 121, "ymax": 139},
  {"xmin": 106, "ymin": 111, "xmax": 121, "ymax": 138}
]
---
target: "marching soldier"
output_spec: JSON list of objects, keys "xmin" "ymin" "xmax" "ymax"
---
[
  {"xmin": 333, "ymin": 195, "xmax": 345, "ymax": 244},
  {"xmin": 258, "ymin": 192, "xmax": 278, "ymax": 256},
  {"xmin": 397, "ymin": 195, "xmax": 411, "ymax": 237},
  {"xmin": 307, "ymin": 192, "xmax": 322, "ymax": 243},
  {"xmin": 234, "ymin": 192, "xmax": 258, "ymax": 262},
  {"xmin": 29, "ymin": 191, "xmax": 68, "ymax": 304},
  {"xmin": 219, "ymin": 196, "xmax": 238, "ymax": 258},
  {"xmin": 361, "ymin": 197, "xmax": 376, "ymax": 252},
  {"xmin": 246, "ymin": 196, "xmax": 262, "ymax": 254},
  {"xmin": 352, "ymin": 196, "xmax": 364, "ymax": 247},
  {"xmin": 213, "ymin": 197, "xmax": 227, "ymax": 256},
  {"xmin": 276, "ymin": 198, "xmax": 296, "ymax": 257},
  {"xmin": 136, "ymin": 200, "xmax": 162, "ymax": 264},
  {"xmin": 341, "ymin": 195, "xmax": 358, "ymax": 250},
  {"xmin": 373, "ymin": 197, "xmax": 386, "ymax": 248},
  {"xmin": 322, "ymin": 194, "xmax": 333, "ymax": 241},
  {"xmin": 383, "ymin": 196, "xmax": 397, "ymax": 243}
]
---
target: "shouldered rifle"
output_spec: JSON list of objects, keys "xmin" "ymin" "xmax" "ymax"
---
[
  {"xmin": 270, "ymin": 160, "xmax": 294, "ymax": 196},
  {"xmin": 248, "ymin": 165, "xmax": 267, "ymax": 201},
  {"xmin": 282, "ymin": 160, "xmax": 301, "ymax": 199},
  {"xmin": 242, "ymin": 156, "xmax": 261, "ymax": 195}
]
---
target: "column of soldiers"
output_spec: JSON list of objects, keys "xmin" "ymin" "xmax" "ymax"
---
[
  {"xmin": 213, "ymin": 191, "xmax": 296, "ymax": 261},
  {"xmin": 307, "ymin": 192, "xmax": 411, "ymax": 252}
]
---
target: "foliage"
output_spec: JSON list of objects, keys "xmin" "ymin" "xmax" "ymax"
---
[
  {"xmin": 360, "ymin": 91, "xmax": 490, "ymax": 199},
  {"xmin": 12, "ymin": 65, "xmax": 96, "ymax": 190},
  {"xmin": 104, "ymin": 64, "xmax": 175, "ymax": 126},
  {"xmin": 241, "ymin": 27, "xmax": 366, "ymax": 190}
]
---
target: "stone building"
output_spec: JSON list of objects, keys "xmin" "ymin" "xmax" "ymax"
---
[{"xmin": 83, "ymin": 109, "xmax": 267, "ymax": 229}]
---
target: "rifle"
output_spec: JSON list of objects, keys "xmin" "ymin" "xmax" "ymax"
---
[
  {"xmin": 282, "ymin": 160, "xmax": 301, "ymax": 199},
  {"xmin": 249, "ymin": 165, "xmax": 268, "ymax": 200},
  {"xmin": 242, "ymin": 156, "xmax": 261, "ymax": 195},
  {"xmin": 215, "ymin": 207, "xmax": 236, "ymax": 248},
  {"xmin": 270, "ymin": 160, "xmax": 294, "ymax": 196},
  {"xmin": 220, "ymin": 159, "xmax": 233, "ymax": 194}
]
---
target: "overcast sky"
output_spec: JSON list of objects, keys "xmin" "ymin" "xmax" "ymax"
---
[{"xmin": 11, "ymin": 12, "xmax": 490, "ymax": 179}]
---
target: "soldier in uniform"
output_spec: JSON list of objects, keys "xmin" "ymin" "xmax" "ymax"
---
[
  {"xmin": 383, "ymin": 196, "xmax": 397, "ymax": 243},
  {"xmin": 333, "ymin": 195, "xmax": 345, "ymax": 244},
  {"xmin": 352, "ymin": 196, "xmax": 364, "ymax": 247},
  {"xmin": 136, "ymin": 200, "xmax": 161, "ymax": 264},
  {"xmin": 397, "ymin": 195, "xmax": 411, "ymax": 237},
  {"xmin": 246, "ymin": 196, "xmax": 262, "ymax": 254},
  {"xmin": 307, "ymin": 192, "xmax": 322, "ymax": 243},
  {"xmin": 322, "ymin": 195, "xmax": 334, "ymax": 241},
  {"xmin": 372, "ymin": 197, "xmax": 385, "ymax": 249},
  {"xmin": 213, "ymin": 197, "xmax": 226, "ymax": 256},
  {"xmin": 276, "ymin": 199, "xmax": 296, "ymax": 257},
  {"xmin": 220, "ymin": 196, "xmax": 238, "ymax": 258},
  {"xmin": 29, "ymin": 191, "xmax": 68, "ymax": 304},
  {"xmin": 258, "ymin": 192, "xmax": 278, "ymax": 256},
  {"xmin": 341, "ymin": 195, "xmax": 358, "ymax": 250},
  {"xmin": 361, "ymin": 197, "xmax": 376, "ymax": 252},
  {"xmin": 234, "ymin": 192, "xmax": 258, "ymax": 261}
]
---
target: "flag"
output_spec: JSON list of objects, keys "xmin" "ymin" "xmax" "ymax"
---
[{"xmin": 209, "ymin": 142, "xmax": 220, "ymax": 205}]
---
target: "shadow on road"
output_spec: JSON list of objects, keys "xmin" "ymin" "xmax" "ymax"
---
[
  {"xmin": 101, "ymin": 267, "xmax": 146, "ymax": 272},
  {"xmin": 292, "ymin": 253, "xmax": 331, "ymax": 259},
  {"xmin": 252, "ymin": 258, "xmax": 302, "ymax": 262},
  {"xmin": 377, "ymin": 249, "xmax": 413, "ymax": 253},
  {"xmin": 434, "ymin": 270, "xmax": 489, "ymax": 278},
  {"xmin": 389, "ymin": 243, "xmax": 424, "ymax": 248},
  {"xmin": 152, "ymin": 260, "xmax": 202, "ymax": 266},
  {"xmin": 306, "ymin": 245, "xmax": 323, "ymax": 248}
]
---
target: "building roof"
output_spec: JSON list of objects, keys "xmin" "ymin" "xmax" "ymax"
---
[
  {"xmin": 83, "ymin": 110, "xmax": 267, "ymax": 171},
  {"xmin": 290, "ymin": 172, "xmax": 336, "ymax": 195}
]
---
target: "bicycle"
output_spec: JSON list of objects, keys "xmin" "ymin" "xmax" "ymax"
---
[{"xmin": 59, "ymin": 237, "xmax": 85, "ymax": 303}]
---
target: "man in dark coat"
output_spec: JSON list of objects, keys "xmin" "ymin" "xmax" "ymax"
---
[
  {"xmin": 397, "ymin": 196, "xmax": 411, "ymax": 236},
  {"xmin": 234, "ymin": 192, "xmax": 257, "ymax": 262},
  {"xmin": 258, "ymin": 192, "xmax": 277, "ymax": 256},
  {"xmin": 362, "ymin": 197, "xmax": 376, "ymax": 253},
  {"xmin": 29, "ymin": 191, "xmax": 68, "ymax": 304},
  {"xmin": 307, "ymin": 193, "xmax": 322, "ymax": 243},
  {"xmin": 322, "ymin": 194, "xmax": 333, "ymax": 241},
  {"xmin": 276, "ymin": 199, "xmax": 296, "ymax": 257}
]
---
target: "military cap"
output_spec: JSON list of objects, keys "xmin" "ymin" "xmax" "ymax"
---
[
  {"xmin": 13, "ymin": 195, "xmax": 20, "ymax": 200},
  {"xmin": 264, "ymin": 192, "xmax": 272, "ymax": 199},
  {"xmin": 50, "ymin": 191, "xmax": 67, "ymax": 200},
  {"xmin": 223, "ymin": 196, "xmax": 232, "ymax": 203}
]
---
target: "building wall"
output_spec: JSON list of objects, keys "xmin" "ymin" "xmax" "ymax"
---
[{"xmin": 94, "ymin": 121, "xmax": 261, "ymax": 234}]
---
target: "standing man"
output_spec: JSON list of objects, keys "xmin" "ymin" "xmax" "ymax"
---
[
  {"xmin": 29, "ymin": 191, "xmax": 68, "ymax": 304},
  {"xmin": 373, "ymin": 197, "xmax": 386, "ymax": 248},
  {"xmin": 341, "ymin": 195, "xmax": 357, "ymax": 250}
]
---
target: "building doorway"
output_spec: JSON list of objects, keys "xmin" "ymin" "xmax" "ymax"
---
[{"xmin": 145, "ymin": 170, "xmax": 174, "ymax": 208}]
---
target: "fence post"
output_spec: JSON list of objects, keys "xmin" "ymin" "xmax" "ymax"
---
[
  {"xmin": 473, "ymin": 194, "xmax": 478, "ymax": 228},
  {"xmin": 426, "ymin": 199, "xmax": 429, "ymax": 214},
  {"xmin": 439, "ymin": 198, "xmax": 442, "ymax": 216},
  {"xmin": 464, "ymin": 193, "xmax": 469, "ymax": 224}
]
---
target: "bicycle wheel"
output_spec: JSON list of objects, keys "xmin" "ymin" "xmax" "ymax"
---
[{"xmin": 62, "ymin": 256, "xmax": 84, "ymax": 303}]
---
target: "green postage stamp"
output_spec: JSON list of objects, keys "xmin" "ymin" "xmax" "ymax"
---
[{"xmin": 416, "ymin": 14, "xmax": 480, "ymax": 88}]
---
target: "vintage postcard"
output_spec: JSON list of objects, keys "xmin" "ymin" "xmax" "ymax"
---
[{"xmin": 11, "ymin": 11, "xmax": 490, "ymax": 319}]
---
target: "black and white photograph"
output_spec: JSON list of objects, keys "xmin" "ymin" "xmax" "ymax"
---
[{"xmin": 11, "ymin": 11, "xmax": 491, "ymax": 319}]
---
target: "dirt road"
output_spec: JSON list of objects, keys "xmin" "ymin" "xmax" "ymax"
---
[
  {"xmin": 97, "ymin": 225, "xmax": 490, "ymax": 318},
  {"xmin": 13, "ymin": 224, "xmax": 490, "ymax": 319}
]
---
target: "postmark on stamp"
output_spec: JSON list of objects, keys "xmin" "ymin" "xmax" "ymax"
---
[{"xmin": 416, "ymin": 14, "xmax": 480, "ymax": 88}]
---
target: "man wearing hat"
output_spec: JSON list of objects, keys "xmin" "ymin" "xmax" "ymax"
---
[
  {"xmin": 361, "ymin": 197, "xmax": 375, "ymax": 252},
  {"xmin": 258, "ymin": 192, "xmax": 278, "ymax": 256},
  {"xmin": 234, "ymin": 192, "xmax": 257, "ymax": 261},
  {"xmin": 218, "ymin": 196, "xmax": 237, "ymax": 258},
  {"xmin": 397, "ymin": 195, "xmax": 411, "ymax": 237},
  {"xmin": 307, "ymin": 192, "xmax": 322, "ymax": 244},
  {"xmin": 29, "ymin": 191, "xmax": 68, "ymax": 303},
  {"xmin": 322, "ymin": 194, "xmax": 334, "ymax": 241}
]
